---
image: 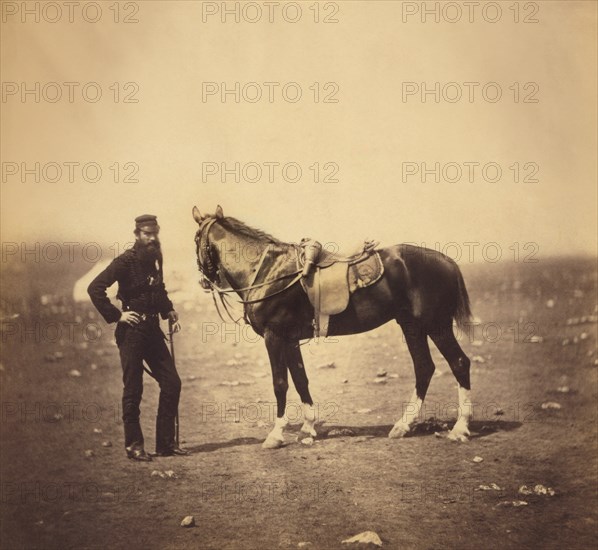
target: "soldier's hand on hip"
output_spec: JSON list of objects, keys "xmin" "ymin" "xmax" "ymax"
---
[
  {"xmin": 119, "ymin": 311, "xmax": 141, "ymax": 326},
  {"xmin": 168, "ymin": 310, "xmax": 181, "ymax": 333}
]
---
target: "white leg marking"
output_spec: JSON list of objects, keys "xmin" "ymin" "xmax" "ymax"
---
[
  {"xmin": 300, "ymin": 403, "xmax": 317, "ymax": 437},
  {"xmin": 262, "ymin": 416, "xmax": 288, "ymax": 449},
  {"xmin": 389, "ymin": 390, "xmax": 422, "ymax": 438},
  {"xmin": 448, "ymin": 386, "xmax": 472, "ymax": 442}
]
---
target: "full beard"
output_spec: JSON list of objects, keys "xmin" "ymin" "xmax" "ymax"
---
[{"xmin": 135, "ymin": 241, "xmax": 163, "ymax": 266}]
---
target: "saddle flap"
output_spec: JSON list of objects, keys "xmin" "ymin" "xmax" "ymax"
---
[{"xmin": 302, "ymin": 262, "xmax": 350, "ymax": 315}]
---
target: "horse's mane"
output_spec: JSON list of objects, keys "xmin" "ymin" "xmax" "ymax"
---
[{"xmin": 218, "ymin": 216, "xmax": 283, "ymax": 245}]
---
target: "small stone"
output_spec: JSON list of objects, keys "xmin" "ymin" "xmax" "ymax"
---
[
  {"xmin": 373, "ymin": 377, "xmax": 387, "ymax": 384},
  {"xmin": 356, "ymin": 408, "xmax": 372, "ymax": 414},
  {"xmin": 388, "ymin": 373, "xmax": 399, "ymax": 379},
  {"xmin": 220, "ymin": 380, "xmax": 240, "ymax": 386},
  {"xmin": 187, "ymin": 375, "xmax": 196, "ymax": 381},
  {"xmin": 164, "ymin": 470, "xmax": 177, "ymax": 478},
  {"xmin": 180, "ymin": 516, "xmax": 195, "ymax": 527},
  {"xmin": 556, "ymin": 386, "xmax": 570, "ymax": 393},
  {"xmin": 317, "ymin": 362, "xmax": 336, "ymax": 369},
  {"xmin": 93, "ymin": 428, "xmax": 103, "ymax": 434},
  {"xmin": 497, "ymin": 500, "xmax": 528, "ymax": 507},
  {"xmin": 298, "ymin": 543, "xmax": 312, "ymax": 548},
  {"xmin": 561, "ymin": 339, "xmax": 570, "ymax": 346},
  {"xmin": 472, "ymin": 340, "xmax": 484, "ymax": 347},
  {"xmin": 342, "ymin": 378, "xmax": 349, "ymax": 384},
  {"xmin": 301, "ymin": 437, "xmax": 314, "ymax": 446},
  {"xmin": 53, "ymin": 413, "xmax": 63, "ymax": 421},
  {"xmin": 341, "ymin": 531, "xmax": 383, "ymax": 546},
  {"xmin": 68, "ymin": 369, "xmax": 81, "ymax": 377},
  {"xmin": 376, "ymin": 369, "xmax": 387, "ymax": 377},
  {"xmin": 472, "ymin": 456, "xmax": 484, "ymax": 463},
  {"xmin": 84, "ymin": 450, "xmax": 94, "ymax": 458},
  {"xmin": 529, "ymin": 336, "xmax": 544, "ymax": 343},
  {"xmin": 151, "ymin": 470, "xmax": 166, "ymax": 478},
  {"xmin": 472, "ymin": 356, "xmax": 485, "ymax": 364},
  {"xmin": 541, "ymin": 402, "xmax": 562, "ymax": 410},
  {"xmin": 90, "ymin": 363, "xmax": 98, "ymax": 371},
  {"xmin": 580, "ymin": 332, "xmax": 588, "ymax": 340},
  {"xmin": 546, "ymin": 299, "xmax": 555, "ymax": 308},
  {"xmin": 102, "ymin": 440, "xmax": 112, "ymax": 447}
]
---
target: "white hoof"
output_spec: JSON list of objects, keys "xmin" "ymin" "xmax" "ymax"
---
[
  {"xmin": 388, "ymin": 422, "xmax": 411, "ymax": 439},
  {"xmin": 447, "ymin": 426, "xmax": 470, "ymax": 442},
  {"xmin": 300, "ymin": 422, "xmax": 317, "ymax": 437},
  {"xmin": 262, "ymin": 435, "xmax": 284, "ymax": 449}
]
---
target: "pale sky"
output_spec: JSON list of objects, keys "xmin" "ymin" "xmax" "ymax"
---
[{"xmin": 1, "ymin": 1, "xmax": 596, "ymax": 262}]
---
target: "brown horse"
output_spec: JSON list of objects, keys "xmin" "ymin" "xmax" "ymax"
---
[{"xmin": 192, "ymin": 205, "xmax": 473, "ymax": 449}]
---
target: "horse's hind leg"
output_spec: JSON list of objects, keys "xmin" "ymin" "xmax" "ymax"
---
[
  {"xmin": 389, "ymin": 322, "xmax": 436, "ymax": 438},
  {"xmin": 429, "ymin": 325, "xmax": 472, "ymax": 442},
  {"xmin": 287, "ymin": 344, "xmax": 317, "ymax": 437},
  {"xmin": 262, "ymin": 329, "xmax": 290, "ymax": 449}
]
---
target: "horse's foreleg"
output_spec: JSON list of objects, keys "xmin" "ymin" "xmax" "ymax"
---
[
  {"xmin": 429, "ymin": 328, "xmax": 472, "ymax": 442},
  {"xmin": 287, "ymin": 344, "xmax": 317, "ymax": 437},
  {"xmin": 389, "ymin": 325, "xmax": 435, "ymax": 438},
  {"xmin": 262, "ymin": 329, "xmax": 289, "ymax": 449}
]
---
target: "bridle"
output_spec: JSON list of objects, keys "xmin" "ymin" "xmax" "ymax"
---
[
  {"xmin": 193, "ymin": 217, "xmax": 303, "ymax": 324},
  {"xmin": 194, "ymin": 217, "xmax": 220, "ymax": 290}
]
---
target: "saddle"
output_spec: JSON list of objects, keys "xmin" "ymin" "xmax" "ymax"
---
[{"xmin": 299, "ymin": 240, "xmax": 384, "ymax": 337}]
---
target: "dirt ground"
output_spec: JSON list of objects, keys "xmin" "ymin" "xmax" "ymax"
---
[{"xmin": 1, "ymin": 256, "xmax": 597, "ymax": 549}]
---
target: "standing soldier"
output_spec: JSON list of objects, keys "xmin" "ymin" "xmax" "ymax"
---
[{"xmin": 88, "ymin": 215, "xmax": 188, "ymax": 461}]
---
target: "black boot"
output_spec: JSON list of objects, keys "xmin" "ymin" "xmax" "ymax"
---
[
  {"xmin": 124, "ymin": 422, "xmax": 150, "ymax": 461},
  {"xmin": 154, "ymin": 415, "xmax": 189, "ymax": 457}
]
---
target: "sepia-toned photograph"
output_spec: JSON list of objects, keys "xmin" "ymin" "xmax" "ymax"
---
[{"xmin": 1, "ymin": 1, "xmax": 596, "ymax": 548}]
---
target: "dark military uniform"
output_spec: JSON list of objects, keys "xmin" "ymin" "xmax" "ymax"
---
[{"xmin": 87, "ymin": 220, "xmax": 182, "ymax": 458}]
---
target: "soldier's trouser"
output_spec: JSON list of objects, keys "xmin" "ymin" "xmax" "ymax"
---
[{"xmin": 116, "ymin": 320, "xmax": 181, "ymax": 452}]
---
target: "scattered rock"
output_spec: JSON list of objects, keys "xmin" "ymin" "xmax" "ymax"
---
[
  {"xmin": 220, "ymin": 380, "xmax": 240, "ymax": 387},
  {"xmin": 52, "ymin": 413, "xmax": 63, "ymax": 421},
  {"xmin": 68, "ymin": 369, "xmax": 82, "ymax": 378},
  {"xmin": 472, "ymin": 356, "xmax": 486, "ymax": 364},
  {"xmin": 472, "ymin": 456, "xmax": 484, "ymax": 463},
  {"xmin": 151, "ymin": 470, "xmax": 165, "ymax": 478},
  {"xmin": 298, "ymin": 543, "xmax": 312, "ymax": 548},
  {"xmin": 356, "ymin": 408, "xmax": 372, "ymax": 414},
  {"xmin": 317, "ymin": 362, "xmax": 336, "ymax": 369},
  {"xmin": 164, "ymin": 470, "xmax": 177, "ymax": 479},
  {"xmin": 342, "ymin": 531, "xmax": 383, "ymax": 546},
  {"xmin": 376, "ymin": 369, "xmax": 387, "ymax": 377},
  {"xmin": 477, "ymin": 483, "xmax": 502, "ymax": 491},
  {"xmin": 373, "ymin": 377, "xmax": 387, "ymax": 384},
  {"xmin": 84, "ymin": 450, "xmax": 94, "ymax": 458},
  {"xmin": 180, "ymin": 516, "xmax": 195, "ymax": 528},
  {"xmin": 529, "ymin": 336, "xmax": 544, "ymax": 343},
  {"xmin": 93, "ymin": 428, "xmax": 103, "ymax": 434},
  {"xmin": 102, "ymin": 440, "xmax": 112, "ymax": 447},
  {"xmin": 561, "ymin": 339, "xmax": 570, "ymax": 346},
  {"xmin": 541, "ymin": 402, "xmax": 562, "ymax": 410},
  {"xmin": 342, "ymin": 378, "xmax": 349, "ymax": 384},
  {"xmin": 388, "ymin": 373, "xmax": 399, "ymax": 379},
  {"xmin": 187, "ymin": 375, "xmax": 196, "ymax": 381},
  {"xmin": 546, "ymin": 299, "xmax": 555, "ymax": 308},
  {"xmin": 90, "ymin": 363, "xmax": 98, "ymax": 371},
  {"xmin": 580, "ymin": 332, "xmax": 588, "ymax": 340},
  {"xmin": 556, "ymin": 386, "xmax": 570, "ymax": 393},
  {"xmin": 519, "ymin": 484, "xmax": 555, "ymax": 496},
  {"xmin": 301, "ymin": 437, "xmax": 315, "ymax": 446},
  {"xmin": 472, "ymin": 340, "xmax": 484, "ymax": 347}
]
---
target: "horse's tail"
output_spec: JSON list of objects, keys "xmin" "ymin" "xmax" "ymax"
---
[{"xmin": 454, "ymin": 268, "xmax": 472, "ymax": 331}]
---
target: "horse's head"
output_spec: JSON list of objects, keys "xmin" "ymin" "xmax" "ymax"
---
[{"xmin": 192, "ymin": 205, "xmax": 224, "ymax": 289}]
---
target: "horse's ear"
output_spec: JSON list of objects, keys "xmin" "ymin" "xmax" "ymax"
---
[
  {"xmin": 215, "ymin": 205, "xmax": 224, "ymax": 219},
  {"xmin": 192, "ymin": 206, "xmax": 203, "ymax": 224}
]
